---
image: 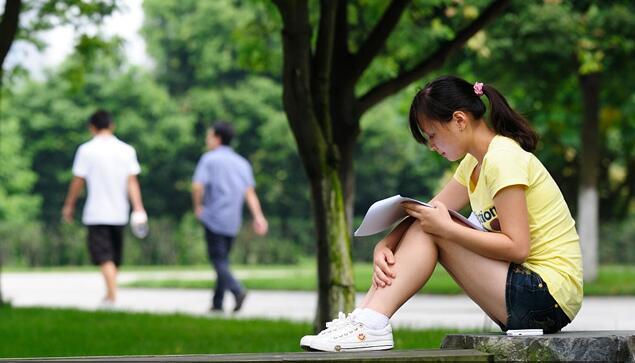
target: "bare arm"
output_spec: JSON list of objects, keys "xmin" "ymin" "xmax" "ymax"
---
[
  {"xmin": 429, "ymin": 177, "xmax": 470, "ymax": 212},
  {"xmin": 127, "ymin": 175, "xmax": 145, "ymax": 213},
  {"xmin": 404, "ymin": 185, "xmax": 531, "ymax": 263},
  {"xmin": 382, "ymin": 177, "xmax": 469, "ymax": 249},
  {"xmin": 62, "ymin": 176, "xmax": 85, "ymax": 223},
  {"xmin": 192, "ymin": 182, "xmax": 204, "ymax": 218},
  {"xmin": 245, "ymin": 186, "xmax": 268, "ymax": 235}
]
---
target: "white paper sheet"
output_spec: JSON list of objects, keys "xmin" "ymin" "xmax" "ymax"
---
[{"xmin": 354, "ymin": 195, "xmax": 486, "ymax": 237}]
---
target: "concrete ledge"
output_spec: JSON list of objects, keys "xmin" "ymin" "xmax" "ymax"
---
[
  {"xmin": 1, "ymin": 349, "xmax": 492, "ymax": 362},
  {"xmin": 441, "ymin": 330, "xmax": 635, "ymax": 362}
]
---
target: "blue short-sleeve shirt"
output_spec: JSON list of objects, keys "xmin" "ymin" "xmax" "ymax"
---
[{"xmin": 193, "ymin": 145, "xmax": 255, "ymax": 236}]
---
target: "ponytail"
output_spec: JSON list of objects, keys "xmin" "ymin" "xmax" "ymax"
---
[
  {"xmin": 409, "ymin": 76, "xmax": 538, "ymax": 152},
  {"xmin": 481, "ymin": 84, "xmax": 538, "ymax": 152}
]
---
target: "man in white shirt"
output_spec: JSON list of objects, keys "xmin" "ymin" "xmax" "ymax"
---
[{"xmin": 62, "ymin": 110, "xmax": 146, "ymax": 306}]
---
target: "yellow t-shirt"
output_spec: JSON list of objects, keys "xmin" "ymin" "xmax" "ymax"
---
[{"xmin": 453, "ymin": 135, "xmax": 583, "ymax": 320}]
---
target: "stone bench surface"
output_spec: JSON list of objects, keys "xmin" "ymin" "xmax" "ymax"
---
[
  {"xmin": 442, "ymin": 330, "xmax": 635, "ymax": 362},
  {"xmin": 1, "ymin": 349, "xmax": 492, "ymax": 362}
]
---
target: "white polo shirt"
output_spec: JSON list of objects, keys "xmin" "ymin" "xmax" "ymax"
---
[{"xmin": 72, "ymin": 134, "xmax": 141, "ymax": 225}]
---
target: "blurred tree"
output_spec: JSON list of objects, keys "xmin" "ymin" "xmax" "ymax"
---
[
  {"xmin": 8, "ymin": 51, "xmax": 194, "ymax": 223},
  {"xmin": 0, "ymin": 112, "xmax": 41, "ymax": 304},
  {"xmin": 271, "ymin": 0, "xmax": 509, "ymax": 327},
  {"xmin": 0, "ymin": 0, "xmax": 120, "ymax": 304},
  {"xmin": 142, "ymin": 0, "xmax": 312, "ymax": 228},
  {"xmin": 573, "ymin": 2, "xmax": 635, "ymax": 281},
  {"xmin": 0, "ymin": 0, "xmax": 21, "ymax": 89},
  {"xmin": 0, "ymin": 0, "xmax": 121, "ymax": 88}
]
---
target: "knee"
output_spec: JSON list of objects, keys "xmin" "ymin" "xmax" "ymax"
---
[
  {"xmin": 401, "ymin": 223, "xmax": 437, "ymax": 248},
  {"xmin": 407, "ymin": 222, "xmax": 434, "ymax": 239}
]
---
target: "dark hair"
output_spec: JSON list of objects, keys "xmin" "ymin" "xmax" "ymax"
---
[
  {"xmin": 408, "ymin": 75, "xmax": 538, "ymax": 152},
  {"xmin": 212, "ymin": 121, "xmax": 235, "ymax": 145},
  {"xmin": 88, "ymin": 109, "xmax": 113, "ymax": 130}
]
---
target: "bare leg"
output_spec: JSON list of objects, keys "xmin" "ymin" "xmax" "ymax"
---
[
  {"xmin": 362, "ymin": 223, "xmax": 509, "ymax": 324},
  {"xmin": 436, "ymin": 237, "xmax": 509, "ymax": 324},
  {"xmin": 364, "ymin": 223, "xmax": 438, "ymax": 316},
  {"xmin": 100, "ymin": 261, "xmax": 118, "ymax": 302},
  {"xmin": 357, "ymin": 218, "xmax": 414, "ymax": 309}
]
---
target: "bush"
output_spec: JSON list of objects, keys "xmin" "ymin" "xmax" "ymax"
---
[
  {"xmin": 600, "ymin": 217, "xmax": 635, "ymax": 264},
  {"xmin": 0, "ymin": 221, "xmax": 87, "ymax": 267},
  {"xmin": 231, "ymin": 235, "xmax": 301, "ymax": 265}
]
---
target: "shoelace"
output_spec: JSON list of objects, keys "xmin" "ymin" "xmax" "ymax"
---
[{"xmin": 319, "ymin": 312, "xmax": 351, "ymax": 335}]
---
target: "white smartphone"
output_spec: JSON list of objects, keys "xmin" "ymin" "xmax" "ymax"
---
[{"xmin": 506, "ymin": 329, "xmax": 543, "ymax": 336}]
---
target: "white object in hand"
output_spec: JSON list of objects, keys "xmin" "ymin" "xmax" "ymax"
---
[
  {"xmin": 130, "ymin": 211, "xmax": 149, "ymax": 238},
  {"xmin": 354, "ymin": 195, "xmax": 485, "ymax": 237}
]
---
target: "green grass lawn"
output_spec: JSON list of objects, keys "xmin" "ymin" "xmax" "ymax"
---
[
  {"xmin": 0, "ymin": 306, "xmax": 464, "ymax": 358},
  {"xmin": 122, "ymin": 263, "xmax": 635, "ymax": 296}
]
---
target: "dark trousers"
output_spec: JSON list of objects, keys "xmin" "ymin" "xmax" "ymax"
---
[{"xmin": 204, "ymin": 227, "xmax": 243, "ymax": 309}]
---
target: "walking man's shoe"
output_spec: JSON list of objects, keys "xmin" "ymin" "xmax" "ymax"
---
[
  {"xmin": 234, "ymin": 290, "xmax": 248, "ymax": 312},
  {"xmin": 209, "ymin": 306, "xmax": 223, "ymax": 313}
]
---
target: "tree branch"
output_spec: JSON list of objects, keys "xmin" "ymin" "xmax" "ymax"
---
[
  {"xmin": 312, "ymin": 0, "xmax": 337, "ymax": 140},
  {"xmin": 356, "ymin": 0, "xmax": 510, "ymax": 116},
  {"xmin": 273, "ymin": 0, "xmax": 326, "ymax": 178},
  {"xmin": 350, "ymin": 0, "xmax": 411, "ymax": 83},
  {"xmin": 332, "ymin": 0, "xmax": 350, "ymax": 69},
  {"xmin": 0, "ymin": 0, "xmax": 22, "ymax": 69}
]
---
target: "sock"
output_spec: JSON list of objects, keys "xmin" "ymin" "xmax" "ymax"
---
[{"xmin": 353, "ymin": 308, "xmax": 389, "ymax": 330}]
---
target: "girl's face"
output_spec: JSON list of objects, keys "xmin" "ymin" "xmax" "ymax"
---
[{"xmin": 419, "ymin": 113, "xmax": 468, "ymax": 161}]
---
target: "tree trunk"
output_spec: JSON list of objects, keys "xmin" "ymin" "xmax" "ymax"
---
[
  {"xmin": 0, "ymin": 0, "xmax": 22, "ymax": 86},
  {"xmin": 577, "ymin": 72, "xmax": 601, "ymax": 282},
  {"xmin": 311, "ymin": 169, "xmax": 355, "ymax": 328},
  {"xmin": 273, "ymin": 0, "xmax": 355, "ymax": 330}
]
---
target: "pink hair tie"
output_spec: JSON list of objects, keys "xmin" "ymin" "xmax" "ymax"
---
[{"xmin": 473, "ymin": 82, "xmax": 484, "ymax": 96}]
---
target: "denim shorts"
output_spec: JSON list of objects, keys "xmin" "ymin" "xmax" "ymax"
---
[{"xmin": 497, "ymin": 263, "xmax": 571, "ymax": 334}]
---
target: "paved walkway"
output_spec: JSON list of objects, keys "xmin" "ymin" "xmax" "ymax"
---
[{"xmin": 2, "ymin": 271, "xmax": 634, "ymax": 331}]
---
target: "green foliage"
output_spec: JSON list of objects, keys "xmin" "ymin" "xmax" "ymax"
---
[
  {"xmin": 142, "ymin": 0, "xmax": 279, "ymax": 94},
  {"xmin": 356, "ymin": 0, "xmax": 494, "ymax": 95},
  {"xmin": 599, "ymin": 218, "xmax": 635, "ymax": 265},
  {"xmin": 2, "ymin": 0, "xmax": 122, "ymax": 85},
  {"xmin": 0, "ymin": 222, "xmax": 87, "ymax": 266},
  {"xmin": 0, "ymin": 116, "xmax": 40, "ymax": 223},
  {"xmin": 445, "ymin": 0, "xmax": 635, "ymax": 219},
  {"xmin": 232, "ymin": 234, "xmax": 303, "ymax": 265}
]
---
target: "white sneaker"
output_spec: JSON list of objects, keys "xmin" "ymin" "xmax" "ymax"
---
[
  {"xmin": 300, "ymin": 312, "xmax": 351, "ymax": 350},
  {"xmin": 308, "ymin": 318, "xmax": 394, "ymax": 352}
]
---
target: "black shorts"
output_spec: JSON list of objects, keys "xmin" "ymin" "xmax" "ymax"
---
[
  {"xmin": 87, "ymin": 225, "xmax": 124, "ymax": 266},
  {"xmin": 498, "ymin": 263, "xmax": 571, "ymax": 333}
]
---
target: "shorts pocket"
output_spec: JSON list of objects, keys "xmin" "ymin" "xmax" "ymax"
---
[{"xmin": 527, "ymin": 272, "xmax": 548, "ymax": 293}]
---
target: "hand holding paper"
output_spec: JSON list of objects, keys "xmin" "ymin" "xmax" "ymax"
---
[
  {"xmin": 402, "ymin": 199, "xmax": 454, "ymax": 235},
  {"xmin": 354, "ymin": 195, "xmax": 485, "ymax": 237}
]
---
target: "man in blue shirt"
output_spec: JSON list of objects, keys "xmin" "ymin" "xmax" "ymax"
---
[{"xmin": 192, "ymin": 122, "xmax": 268, "ymax": 312}]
